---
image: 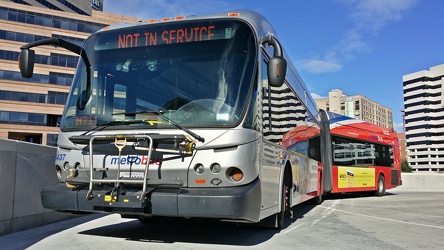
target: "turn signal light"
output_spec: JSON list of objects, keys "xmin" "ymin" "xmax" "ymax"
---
[{"xmin": 227, "ymin": 167, "xmax": 243, "ymax": 182}]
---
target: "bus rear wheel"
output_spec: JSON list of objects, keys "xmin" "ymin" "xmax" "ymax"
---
[
  {"xmin": 310, "ymin": 173, "xmax": 323, "ymax": 205},
  {"xmin": 375, "ymin": 175, "xmax": 386, "ymax": 196}
]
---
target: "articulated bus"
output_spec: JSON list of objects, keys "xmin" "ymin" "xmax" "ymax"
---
[
  {"xmin": 19, "ymin": 10, "xmax": 323, "ymax": 229},
  {"xmin": 283, "ymin": 111, "xmax": 402, "ymax": 197},
  {"xmin": 325, "ymin": 112, "xmax": 402, "ymax": 196}
]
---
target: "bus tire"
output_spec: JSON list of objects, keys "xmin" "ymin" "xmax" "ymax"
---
[
  {"xmin": 375, "ymin": 175, "xmax": 386, "ymax": 196},
  {"xmin": 276, "ymin": 177, "xmax": 287, "ymax": 229},
  {"xmin": 259, "ymin": 168, "xmax": 291, "ymax": 229}
]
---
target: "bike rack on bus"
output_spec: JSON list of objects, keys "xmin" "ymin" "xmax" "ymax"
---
[{"xmin": 85, "ymin": 134, "xmax": 154, "ymax": 201}]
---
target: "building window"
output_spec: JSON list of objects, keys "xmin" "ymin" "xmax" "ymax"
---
[
  {"xmin": 46, "ymin": 114, "xmax": 61, "ymax": 127},
  {"xmin": 0, "ymin": 70, "xmax": 73, "ymax": 86},
  {"xmin": 46, "ymin": 134, "xmax": 58, "ymax": 146},
  {"xmin": 0, "ymin": 7, "xmax": 105, "ymax": 32},
  {"xmin": 0, "ymin": 111, "xmax": 47, "ymax": 126},
  {"xmin": 0, "ymin": 90, "xmax": 47, "ymax": 103}
]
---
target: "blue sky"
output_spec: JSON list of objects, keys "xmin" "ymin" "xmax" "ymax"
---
[{"xmin": 103, "ymin": 0, "xmax": 444, "ymax": 132}]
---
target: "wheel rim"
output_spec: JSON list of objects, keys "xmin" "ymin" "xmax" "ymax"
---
[{"xmin": 378, "ymin": 179, "xmax": 383, "ymax": 192}]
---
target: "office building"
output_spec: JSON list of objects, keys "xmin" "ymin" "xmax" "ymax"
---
[
  {"xmin": 0, "ymin": 0, "xmax": 140, "ymax": 145},
  {"xmin": 403, "ymin": 64, "xmax": 444, "ymax": 172},
  {"xmin": 8, "ymin": 0, "xmax": 102, "ymax": 15},
  {"xmin": 315, "ymin": 89, "xmax": 393, "ymax": 130},
  {"xmin": 397, "ymin": 132, "xmax": 407, "ymax": 163}
]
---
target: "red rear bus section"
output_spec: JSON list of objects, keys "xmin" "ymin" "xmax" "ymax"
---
[
  {"xmin": 282, "ymin": 110, "xmax": 402, "ymax": 197},
  {"xmin": 326, "ymin": 112, "xmax": 402, "ymax": 196}
]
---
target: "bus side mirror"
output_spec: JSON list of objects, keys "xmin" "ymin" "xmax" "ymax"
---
[
  {"xmin": 19, "ymin": 49, "xmax": 35, "ymax": 78},
  {"xmin": 76, "ymin": 90, "xmax": 91, "ymax": 110},
  {"xmin": 260, "ymin": 35, "xmax": 287, "ymax": 87},
  {"xmin": 268, "ymin": 57, "xmax": 287, "ymax": 87}
]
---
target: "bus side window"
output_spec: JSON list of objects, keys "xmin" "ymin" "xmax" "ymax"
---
[
  {"xmin": 261, "ymin": 53, "xmax": 307, "ymax": 145},
  {"xmin": 243, "ymin": 71, "xmax": 261, "ymax": 131}
]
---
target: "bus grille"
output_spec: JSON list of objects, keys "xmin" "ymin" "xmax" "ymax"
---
[{"xmin": 390, "ymin": 169, "xmax": 399, "ymax": 186}]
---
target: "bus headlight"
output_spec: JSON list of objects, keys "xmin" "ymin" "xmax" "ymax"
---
[
  {"xmin": 63, "ymin": 161, "xmax": 71, "ymax": 171},
  {"xmin": 227, "ymin": 167, "xmax": 243, "ymax": 182},
  {"xmin": 210, "ymin": 163, "xmax": 221, "ymax": 173},
  {"xmin": 193, "ymin": 163, "xmax": 204, "ymax": 174},
  {"xmin": 74, "ymin": 162, "xmax": 82, "ymax": 169}
]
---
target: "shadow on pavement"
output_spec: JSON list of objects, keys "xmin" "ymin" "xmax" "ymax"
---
[{"xmin": 78, "ymin": 204, "xmax": 318, "ymax": 246}]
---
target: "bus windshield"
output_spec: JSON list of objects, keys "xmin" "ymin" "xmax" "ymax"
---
[{"xmin": 61, "ymin": 20, "xmax": 256, "ymax": 130}]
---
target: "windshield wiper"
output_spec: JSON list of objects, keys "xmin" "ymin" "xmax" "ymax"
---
[
  {"xmin": 97, "ymin": 120, "xmax": 148, "ymax": 126},
  {"xmin": 74, "ymin": 120, "xmax": 148, "ymax": 137},
  {"xmin": 112, "ymin": 110, "xmax": 205, "ymax": 143}
]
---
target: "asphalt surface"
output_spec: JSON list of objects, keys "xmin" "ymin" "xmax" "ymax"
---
[{"xmin": 1, "ymin": 189, "xmax": 443, "ymax": 250}]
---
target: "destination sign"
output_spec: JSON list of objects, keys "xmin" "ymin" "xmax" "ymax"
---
[{"xmin": 94, "ymin": 21, "xmax": 238, "ymax": 50}]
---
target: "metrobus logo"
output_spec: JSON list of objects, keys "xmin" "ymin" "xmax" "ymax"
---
[{"xmin": 109, "ymin": 155, "xmax": 161, "ymax": 166}]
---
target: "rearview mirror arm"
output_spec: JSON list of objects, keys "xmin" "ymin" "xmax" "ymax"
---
[{"xmin": 20, "ymin": 37, "xmax": 90, "ymax": 68}]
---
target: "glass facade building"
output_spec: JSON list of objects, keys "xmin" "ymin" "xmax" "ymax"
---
[
  {"xmin": 0, "ymin": 1, "xmax": 139, "ymax": 145},
  {"xmin": 9, "ymin": 0, "xmax": 103, "ymax": 16}
]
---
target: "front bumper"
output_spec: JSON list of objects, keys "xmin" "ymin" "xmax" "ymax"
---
[{"xmin": 41, "ymin": 178, "xmax": 261, "ymax": 222}]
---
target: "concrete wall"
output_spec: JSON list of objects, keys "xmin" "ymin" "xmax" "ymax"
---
[
  {"xmin": 0, "ymin": 139, "xmax": 75, "ymax": 236},
  {"xmin": 394, "ymin": 172, "xmax": 444, "ymax": 191}
]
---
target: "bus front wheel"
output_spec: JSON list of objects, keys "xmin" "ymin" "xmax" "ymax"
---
[
  {"xmin": 375, "ymin": 175, "xmax": 386, "ymax": 196},
  {"xmin": 276, "ymin": 177, "xmax": 288, "ymax": 229},
  {"xmin": 261, "ymin": 170, "xmax": 290, "ymax": 229}
]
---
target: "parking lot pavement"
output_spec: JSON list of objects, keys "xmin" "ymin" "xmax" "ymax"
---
[{"xmin": 1, "ymin": 190, "xmax": 443, "ymax": 250}]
